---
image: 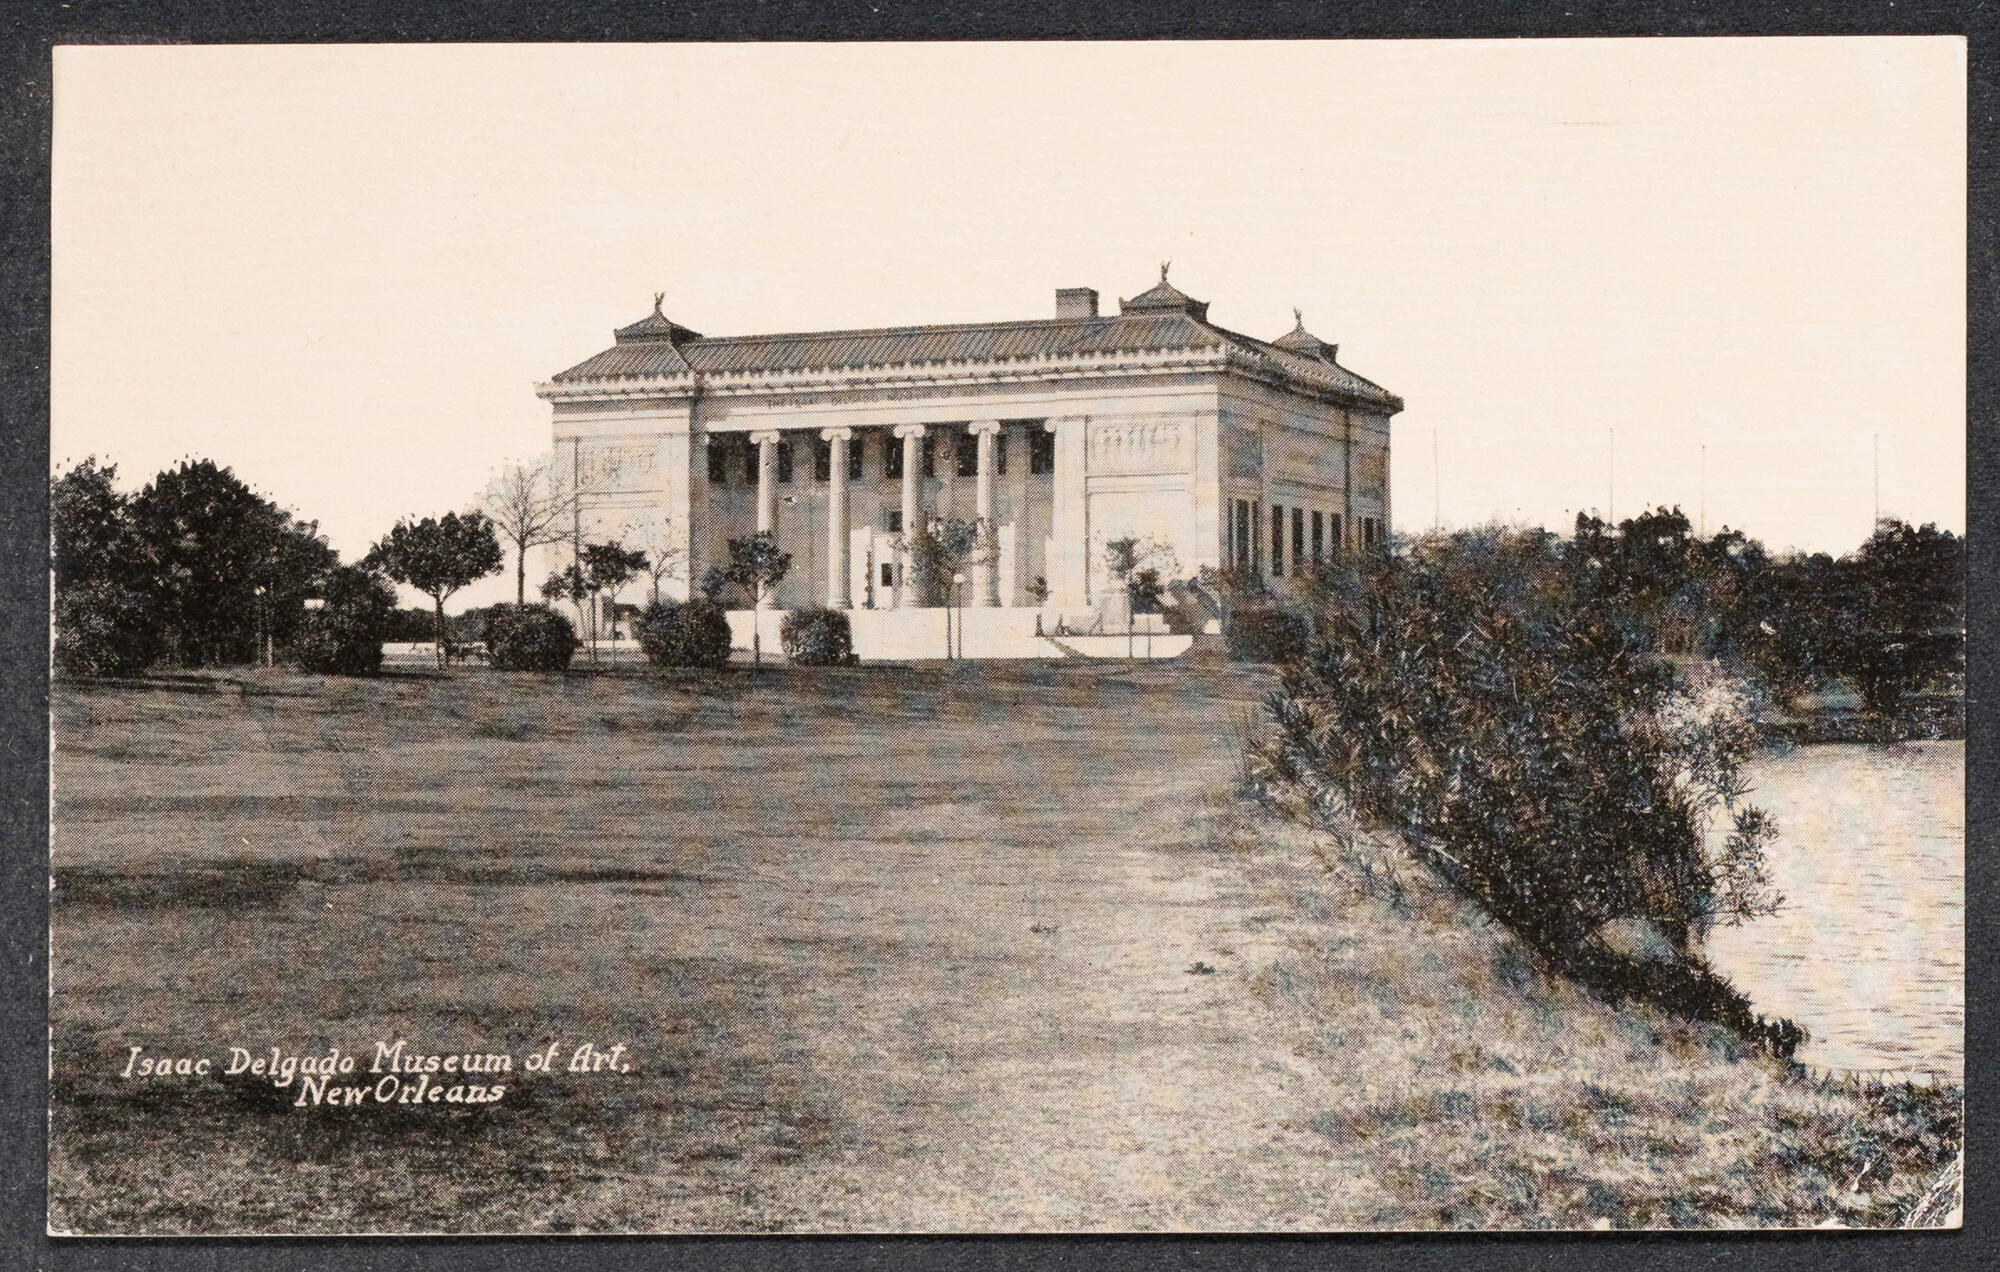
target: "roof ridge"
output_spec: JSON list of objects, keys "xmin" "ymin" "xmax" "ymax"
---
[{"xmin": 680, "ymin": 313, "xmax": 1196, "ymax": 346}]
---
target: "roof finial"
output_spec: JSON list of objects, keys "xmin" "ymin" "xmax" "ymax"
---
[
  {"xmin": 1293, "ymin": 306, "xmax": 1304, "ymax": 327},
  {"xmin": 1160, "ymin": 259, "xmax": 1171, "ymax": 282},
  {"xmin": 652, "ymin": 291, "xmax": 665, "ymax": 314}
]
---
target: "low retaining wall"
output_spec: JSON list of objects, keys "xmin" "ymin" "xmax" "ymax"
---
[{"xmin": 722, "ymin": 607, "xmax": 1189, "ymax": 662}]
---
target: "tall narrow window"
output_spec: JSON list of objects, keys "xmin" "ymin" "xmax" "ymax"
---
[
  {"xmin": 1272, "ymin": 504, "xmax": 1286, "ymax": 576},
  {"xmin": 1235, "ymin": 500, "xmax": 1250, "ymax": 570},
  {"xmin": 955, "ymin": 432, "xmax": 979, "ymax": 478},
  {"xmin": 1029, "ymin": 429, "xmax": 1055, "ymax": 474},
  {"xmin": 707, "ymin": 441, "xmax": 728, "ymax": 485},
  {"xmin": 886, "ymin": 510, "xmax": 903, "ymax": 533},
  {"xmin": 885, "ymin": 436, "xmax": 904, "ymax": 479},
  {"xmin": 742, "ymin": 443, "xmax": 758, "ymax": 485},
  {"xmin": 995, "ymin": 433, "xmax": 1009, "ymax": 476},
  {"xmin": 848, "ymin": 435, "xmax": 865, "ymax": 480},
  {"xmin": 814, "ymin": 438, "xmax": 832, "ymax": 482},
  {"xmin": 1293, "ymin": 507, "xmax": 1306, "ymax": 570},
  {"xmin": 776, "ymin": 441, "xmax": 794, "ymax": 484},
  {"xmin": 1311, "ymin": 510, "xmax": 1324, "ymax": 562},
  {"xmin": 1252, "ymin": 500, "xmax": 1262, "ymax": 573},
  {"xmin": 921, "ymin": 434, "xmax": 937, "ymax": 478}
]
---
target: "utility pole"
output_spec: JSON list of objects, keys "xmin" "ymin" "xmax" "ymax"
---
[
  {"xmin": 1699, "ymin": 443, "xmax": 1707, "ymax": 538},
  {"xmin": 1873, "ymin": 432, "xmax": 1881, "ymax": 532},
  {"xmin": 1432, "ymin": 425, "xmax": 1441, "ymax": 531}
]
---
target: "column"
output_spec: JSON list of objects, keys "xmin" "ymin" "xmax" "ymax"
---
[
  {"xmin": 822, "ymin": 427, "xmax": 852, "ymax": 608},
  {"xmin": 750, "ymin": 429, "xmax": 780, "ymax": 609},
  {"xmin": 1046, "ymin": 417, "xmax": 1089, "ymax": 610},
  {"xmin": 894, "ymin": 424, "xmax": 926, "ymax": 608},
  {"xmin": 970, "ymin": 421, "xmax": 1002, "ymax": 606}
]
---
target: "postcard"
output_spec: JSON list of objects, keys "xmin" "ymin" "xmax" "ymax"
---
[{"xmin": 47, "ymin": 38, "xmax": 1965, "ymax": 1234}]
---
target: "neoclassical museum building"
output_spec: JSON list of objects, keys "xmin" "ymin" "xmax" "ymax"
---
[{"xmin": 536, "ymin": 268, "xmax": 1400, "ymax": 642}]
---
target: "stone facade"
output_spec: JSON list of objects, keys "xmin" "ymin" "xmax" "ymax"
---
[{"xmin": 535, "ymin": 271, "xmax": 1401, "ymax": 626}]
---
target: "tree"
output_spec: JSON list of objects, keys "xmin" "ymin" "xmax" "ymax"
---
[
  {"xmin": 1840, "ymin": 520, "xmax": 1964, "ymax": 716},
  {"xmin": 51, "ymin": 458, "xmax": 161, "ymax": 677},
  {"xmin": 127, "ymin": 459, "xmax": 338, "ymax": 667},
  {"xmin": 579, "ymin": 540, "xmax": 649, "ymax": 661},
  {"xmin": 902, "ymin": 516, "xmax": 985, "ymax": 607},
  {"xmin": 480, "ymin": 455, "xmax": 586, "ymax": 606},
  {"xmin": 623, "ymin": 517, "xmax": 686, "ymax": 604},
  {"xmin": 724, "ymin": 531, "xmax": 791, "ymax": 665},
  {"xmin": 1103, "ymin": 535, "xmax": 1179, "ymax": 658},
  {"xmin": 365, "ymin": 511, "xmax": 504, "ymax": 669}
]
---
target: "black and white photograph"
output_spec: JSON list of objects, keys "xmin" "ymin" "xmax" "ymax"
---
[{"xmin": 44, "ymin": 37, "xmax": 1965, "ymax": 1235}]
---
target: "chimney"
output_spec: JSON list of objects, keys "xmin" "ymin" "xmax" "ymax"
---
[{"xmin": 1055, "ymin": 287, "xmax": 1099, "ymax": 319}]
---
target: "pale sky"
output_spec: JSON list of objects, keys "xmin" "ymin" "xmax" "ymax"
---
[{"xmin": 53, "ymin": 39, "xmax": 1965, "ymax": 610}]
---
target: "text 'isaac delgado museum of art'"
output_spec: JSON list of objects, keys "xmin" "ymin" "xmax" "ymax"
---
[{"xmin": 535, "ymin": 267, "xmax": 1400, "ymax": 647}]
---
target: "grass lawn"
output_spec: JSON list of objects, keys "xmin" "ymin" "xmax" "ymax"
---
[{"xmin": 49, "ymin": 661, "xmax": 1960, "ymax": 1233}]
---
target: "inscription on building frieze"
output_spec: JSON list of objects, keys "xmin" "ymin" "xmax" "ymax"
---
[{"xmin": 1088, "ymin": 419, "xmax": 1188, "ymax": 474}]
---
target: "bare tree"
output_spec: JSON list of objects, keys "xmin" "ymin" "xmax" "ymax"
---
[
  {"xmin": 623, "ymin": 516, "xmax": 687, "ymax": 604},
  {"xmin": 480, "ymin": 455, "xmax": 583, "ymax": 606}
]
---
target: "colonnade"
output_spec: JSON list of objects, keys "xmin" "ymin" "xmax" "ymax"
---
[{"xmin": 740, "ymin": 420, "xmax": 1017, "ymax": 610}]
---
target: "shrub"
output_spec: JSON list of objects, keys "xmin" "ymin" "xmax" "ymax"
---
[
  {"xmin": 52, "ymin": 579, "xmax": 161, "ymax": 678},
  {"xmin": 635, "ymin": 598, "xmax": 732, "ymax": 669},
  {"xmin": 1250, "ymin": 527, "xmax": 1780, "ymax": 960},
  {"xmin": 483, "ymin": 604, "xmax": 577, "ymax": 671},
  {"xmin": 291, "ymin": 613, "xmax": 384, "ymax": 676},
  {"xmin": 289, "ymin": 564, "xmax": 393, "ymax": 676},
  {"xmin": 781, "ymin": 608, "xmax": 854, "ymax": 665},
  {"xmin": 1226, "ymin": 605, "xmax": 1311, "ymax": 664}
]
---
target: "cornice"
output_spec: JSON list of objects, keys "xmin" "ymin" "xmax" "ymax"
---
[{"xmin": 535, "ymin": 343, "xmax": 1399, "ymax": 414}]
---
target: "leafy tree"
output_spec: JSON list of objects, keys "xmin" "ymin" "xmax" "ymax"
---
[
  {"xmin": 578, "ymin": 540, "xmax": 649, "ymax": 661},
  {"xmin": 365, "ymin": 510, "xmax": 504, "ymax": 669},
  {"xmin": 902, "ymin": 516, "xmax": 985, "ymax": 607},
  {"xmin": 480, "ymin": 454, "xmax": 586, "ymax": 606},
  {"xmin": 128, "ymin": 459, "xmax": 338, "ymax": 666},
  {"xmin": 1841, "ymin": 520, "xmax": 1964, "ymax": 715},
  {"xmin": 51, "ymin": 458, "xmax": 161, "ymax": 677},
  {"xmin": 724, "ymin": 531, "xmax": 791, "ymax": 665}
]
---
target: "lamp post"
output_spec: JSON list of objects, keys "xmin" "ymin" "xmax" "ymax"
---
[
  {"xmin": 253, "ymin": 585, "xmax": 270, "ymax": 668},
  {"xmin": 951, "ymin": 572, "xmax": 966, "ymax": 660}
]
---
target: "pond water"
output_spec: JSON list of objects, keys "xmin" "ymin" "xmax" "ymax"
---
[{"xmin": 1702, "ymin": 741, "xmax": 1963, "ymax": 1079}]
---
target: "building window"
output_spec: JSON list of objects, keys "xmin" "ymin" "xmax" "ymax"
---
[
  {"xmin": 996, "ymin": 433, "xmax": 1008, "ymax": 476},
  {"xmin": 880, "ymin": 562, "xmax": 896, "ymax": 588},
  {"xmin": 1234, "ymin": 500, "xmax": 1250, "ymax": 570},
  {"xmin": 848, "ymin": 435, "xmax": 865, "ymax": 481},
  {"xmin": 814, "ymin": 438, "xmax": 832, "ymax": 482},
  {"xmin": 1030, "ymin": 429, "xmax": 1055, "ymax": 475},
  {"xmin": 742, "ymin": 442, "xmax": 758, "ymax": 485},
  {"xmin": 1252, "ymin": 499, "xmax": 1262, "ymax": 573},
  {"xmin": 887, "ymin": 510, "xmax": 902, "ymax": 533},
  {"xmin": 921, "ymin": 434, "xmax": 937, "ymax": 478},
  {"xmin": 955, "ymin": 432, "xmax": 979, "ymax": 478},
  {"xmin": 1364, "ymin": 516, "xmax": 1381, "ymax": 547},
  {"xmin": 776, "ymin": 441, "xmax": 794, "ymax": 484},
  {"xmin": 885, "ymin": 435, "xmax": 904, "ymax": 479},
  {"xmin": 707, "ymin": 441, "xmax": 728, "ymax": 485},
  {"xmin": 1293, "ymin": 507, "xmax": 1306, "ymax": 570},
  {"xmin": 1311, "ymin": 510, "xmax": 1324, "ymax": 562},
  {"xmin": 1272, "ymin": 504, "xmax": 1286, "ymax": 576}
]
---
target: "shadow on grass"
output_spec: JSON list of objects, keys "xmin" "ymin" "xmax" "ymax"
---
[{"xmin": 1552, "ymin": 941, "xmax": 1806, "ymax": 1061}]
